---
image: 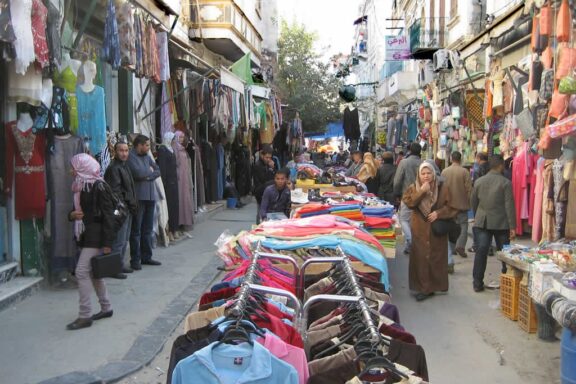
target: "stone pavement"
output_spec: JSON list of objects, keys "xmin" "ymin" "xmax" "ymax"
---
[{"xmin": 0, "ymin": 203, "xmax": 255, "ymax": 384}]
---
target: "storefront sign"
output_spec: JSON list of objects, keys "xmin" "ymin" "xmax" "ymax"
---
[{"xmin": 385, "ymin": 35, "xmax": 412, "ymax": 61}]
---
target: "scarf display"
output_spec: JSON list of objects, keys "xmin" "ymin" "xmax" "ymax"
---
[
  {"xmin": 415, "ymin": 162, "xmax": 438, "ymax": 217},
  {"xmin": 71, "ymin": 153, "xmax": 103, "ymax": 239}
]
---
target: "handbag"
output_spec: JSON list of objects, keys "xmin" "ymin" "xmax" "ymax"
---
[
  {"xmin": 556, "ymin": 0, "xmax": 571, "ymax": 43},
  {"xmin": 515, "ymin": 107, "xmax": 535, "ymax": 138},
  {"xmin": 539, "ymin": 69, "xmax": 554, "ymax": 102},
  {"xmin": 431, "ymin": 219, "xmax": 461, "ymax": 242},
  {"xmin": 91, "ymin": 252, "xmax": 122, "ymax": 279}
]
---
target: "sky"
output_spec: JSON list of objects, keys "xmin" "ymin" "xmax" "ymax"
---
[{"xmin": 276, "ymin": 0, "xmax": 362, "ymax": 60}]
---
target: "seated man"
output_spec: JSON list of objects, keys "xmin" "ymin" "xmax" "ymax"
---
[{"xmin": 259, "ymin": 168, "xmax": 292, "ymax": 222}]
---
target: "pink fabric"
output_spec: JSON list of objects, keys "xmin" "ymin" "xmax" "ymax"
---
[
  {"xmin": 257, "ymin": 333, "xmax": 309, "ymax": 384},
  {"xmin": 528, "ymin": 154, "xmax": 539, "ymax": 226},
  {"xmin": 512, "ymin": 144, "xmax": 529, "ymax": 235},
  {"xmin": 532, "ymin": 158, "xmax": 545, "ymax": 243},
  {"xmin": 71, "ymin": 153, "xmax": 103, "ymax": 239}
]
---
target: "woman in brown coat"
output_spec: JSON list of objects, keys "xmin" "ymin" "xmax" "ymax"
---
[{"xmin": 402, "ymin": 162, "xmax": 458, "ymax": 301}]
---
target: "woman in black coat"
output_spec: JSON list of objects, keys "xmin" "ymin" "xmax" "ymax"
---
[{"xmin": 67, "ymin": 154, "xmax": 116, "ymax": 330}]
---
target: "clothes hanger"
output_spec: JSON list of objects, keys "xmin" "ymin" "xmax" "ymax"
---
[
  {"xmin": 214, "ymin": 322, "xmax": 255, "ymax": 347},
  {"xmin": 358, "ymin": 356, "xmax": 409, "ymax": 381}
]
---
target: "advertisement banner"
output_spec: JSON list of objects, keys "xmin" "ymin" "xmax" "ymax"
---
[{"xmin": 385, "ymin": 35, "xmax": 412, "ymax": 61}]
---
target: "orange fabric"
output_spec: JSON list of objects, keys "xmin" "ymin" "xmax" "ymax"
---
[
  {"xmin": 542, "ymin": 46, "xmax": 554, "ymax": 70},
  {"xmin": 540, "ymin": 4, "xmax": 552, "ymax": 36},
  {"xmin": 556, "ymin": 46, "xmax": 576, "ymax": 80},
  {"xmin": 531, "ymin": 15, "xmax": 539, "ymax": 52},
  {"xmin": 556, "ymin": 0, "xmax": 572, "ymax": 43},
  {"xmin": 549, "ymin": 90, "xmax": 569, "ymax": 119}
]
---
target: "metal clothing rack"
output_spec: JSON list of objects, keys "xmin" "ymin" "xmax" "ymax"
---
[{"xmin": 299, "ymin": 247, "xmax": 380, "ymax": 343}]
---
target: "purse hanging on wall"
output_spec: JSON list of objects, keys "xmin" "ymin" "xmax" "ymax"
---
[{"xmin": 556, "ymin": 0, "xmax": 572, "ymax": 43}]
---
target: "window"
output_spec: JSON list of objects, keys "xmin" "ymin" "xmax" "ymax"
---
[{"xmin": 450, "ymin": 0, "xmax": 458, "ymax": 19}]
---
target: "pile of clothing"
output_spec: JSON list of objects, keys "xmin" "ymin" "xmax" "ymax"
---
[
  {"xmin": 364, "ymin": 217, "xmax": 396, "ymax": 249},
  {"xmin": 328, "ymin": 202, "xmax": 364, "ymax": 221}
]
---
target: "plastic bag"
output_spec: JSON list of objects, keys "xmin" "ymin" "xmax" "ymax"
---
[
  {"xmin": 214, "ymin": 229, "xmax": 235, "ymax": 266},
  {"xmin": 559, "ymin": 76, "xmax": 576, "ymax": 95}
]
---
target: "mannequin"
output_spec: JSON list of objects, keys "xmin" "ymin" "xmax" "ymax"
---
[
  {"xmin": 55, "ymin": 53, "xmax": 81, "ymax": 133},
  {"xmin": 157, "ymin": 131, "xmax": 179, "ymax": 240},
  {"xmin": 5, "ymin": 109, "xmax": 47, "ymax": 219},
  {"xmin": 76, "ymin": 60, "xmax": 106, "ymax": 156},
  {"xmin": 59, "ymin": 52, "xmax": 82, "ymax": 76}
]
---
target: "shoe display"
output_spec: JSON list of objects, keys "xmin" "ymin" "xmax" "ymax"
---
[
  {"xmin": 112, "ymin": 273, "xmax": 127, "ymax": 280},
  {"xmin": 142, "ymin": 259, "xmax": 162, "ymax": 266},
  {"xmin": 91, "ymin": 310, "xmax": 113, "ymax": 321},
  {"xmin": 66, "ymin": 318, "xmax": 93, "ymax": 330}
]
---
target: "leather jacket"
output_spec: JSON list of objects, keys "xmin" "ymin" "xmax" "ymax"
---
[{"xmin": 104, "ymin": 158, "xmax": 138, "ymax": 215}]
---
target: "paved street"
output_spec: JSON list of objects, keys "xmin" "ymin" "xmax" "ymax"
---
[{"xmin": 0, "ymin": 204, "xmax": 561, "ymax": 384}]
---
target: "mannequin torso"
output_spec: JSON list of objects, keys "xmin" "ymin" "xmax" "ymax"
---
[{"xmin": 17, "ymin": 113, "xmax": 34, "ymax": 132}]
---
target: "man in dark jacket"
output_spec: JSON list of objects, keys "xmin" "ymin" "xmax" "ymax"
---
[
  {"xmin": 127, "ymin": 135, "xmax": 162, "ymax": 270},
  {"xmin": 259, "ymin": 168, "xmax": 292, "ymax": 221},
  {"xmin": 252, "ymin": 146, "xmax": 275, "ymax": 223},
  {"xmin": 376, "ymin": 151, "xmax": 396, "ymax": 204},
  {"xmin": 104, "ymin": 141, "xmax": 138, "ymax": 278},
  {"xmin": 470, "ymin": 155, "xmax": 516, "ymax": 292}
]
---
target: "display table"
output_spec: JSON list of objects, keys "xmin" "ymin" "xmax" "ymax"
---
[
  {"xmin": 497, "ymin": 252, "xmax": 531, "ymax": 273},
  {"xmin": 295, "ymin": 182, "xmax": 357, "ymax": 194}
]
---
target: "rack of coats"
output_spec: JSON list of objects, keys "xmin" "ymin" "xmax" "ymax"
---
[
  {"xmin": 168, "ymin": 247, "xmax": 306, "ymax": 384},
  {"xmin": 301, "ymin": 251, "xmax": 429, "ymax": 383}
]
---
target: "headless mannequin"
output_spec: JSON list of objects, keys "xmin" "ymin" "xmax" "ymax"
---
[
  {"xmin": 80, "ymin": 61, "xmax": 96, "ymax": 93},
  {"xmin": 41, "ymin": 79, "xmax": 53, "ymax": 107},
  {"xmin": 17, "ymin": 112, "xmax": 34, "ymax": 132},
  {"xmin": 59, "ymin": 53, "xmax": 82, "ymax": 76}
]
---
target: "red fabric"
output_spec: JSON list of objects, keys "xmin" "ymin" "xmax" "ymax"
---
[
  {"xmin": 262, "ymin": 302, "xmax": 293, "ymax": 321},
  {"xmin": 5, "ymin": 122, "xmax": 46, "ymax": 220},
  {"xmin": 199, "ymin": 287, "xmax": 237, "ymax": 306},
  {"xmin": 364, "ymin": 217, "xmax": 394, "ymax": 228},
  {"xmin": 32, "ymin": 0, "xmax": 49, "ymax": 68},
  {"xmin": 512, "ymin": 145, "xmax": 529, "ymax": 235},
  {"xmin": 252, "ymin": 314, "xmax": 303, "ymax": 348},
  {"xmin": 379, "ymin": 324, "xmax": 417, "ymax": 344}
]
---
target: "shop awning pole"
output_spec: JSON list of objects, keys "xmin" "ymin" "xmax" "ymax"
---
[{"xmin": 72, "ymin": 0, "xmax": 98, "ymax": 49}]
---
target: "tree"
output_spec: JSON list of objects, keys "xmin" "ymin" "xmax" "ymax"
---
[{"xmin": 277, "ymin": 20, "xmax": 342, "ymax": 134}]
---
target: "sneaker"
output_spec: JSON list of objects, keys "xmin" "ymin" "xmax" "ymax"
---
[{"xmin": 142, "ymin": 259, "xmax": 162, "ymax": 266}]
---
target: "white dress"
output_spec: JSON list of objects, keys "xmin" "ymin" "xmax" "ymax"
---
[{"xmin": 10, "ymin": 0, "xmax": 35, "ymax": 75}]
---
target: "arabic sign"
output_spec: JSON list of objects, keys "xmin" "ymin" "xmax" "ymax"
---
[{"xmin": 385, "ymin": 35, "xmax": 412, "ymax": 61}]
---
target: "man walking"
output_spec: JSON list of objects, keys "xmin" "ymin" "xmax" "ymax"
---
[
  {"xmin": 252, "ymin": 146, "xmax": 275, "ymax": 224},
  {"xmin": 470, "ymin": 155, "xmax": 516, "ymax": 292},
  {"xmin": 127, "ymin": 135, "xmax": 162, "ymax": 269},
  {"xmin": 393, "ymin": 142, "xmax": 422, "ymax": 254},
  {"xmin": 442, "ymin": 151, "xmax": 472, "ymax": 271},
  {"xmin": 104, "ymin": 141, "xmax": 138, "ymax": 279}
]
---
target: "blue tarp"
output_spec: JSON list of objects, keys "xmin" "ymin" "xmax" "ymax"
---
[{"xmin": 305, "ymin": 121, "xmax": 343, "ymax": 140}]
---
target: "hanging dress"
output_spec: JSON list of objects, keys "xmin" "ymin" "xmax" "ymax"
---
[
  {"xmin": 5, "ymin": 122, "xmax": 46, "ymax": 219},
  {"xmin": 31, "ymin": 0, "xmax": 49, "ymax": 68},
  {"xmin": 157, "ymin": 145, "xmax": 179, "ymax": 233},
  {"xmin": 101, "ymin": 0, "xmax": 120, "ymax": 69},
  {"xmin": 76, "ymin": 85, "xmax": 107, "ymax": 156},
  {"xmin": 0, "ymin": 0, "xmax": 16, "ymax": 45},
  {"xmin": 117, "ymin": 1, "xmax": 135, "ymax": 68},
  {"xmin": 45, "ymin": 0, "xmax": 61, "ymax": 66},
  {"xmin": 173, "ymin": 143, "xmax": 194, "ymax": 227},
  {"xmin": 54, "ymin": 66, "xmax": 79, "ymax": 133},
  {"xmin": 10, "ymin": 0, "xmax": 35, "ymax": 74}
]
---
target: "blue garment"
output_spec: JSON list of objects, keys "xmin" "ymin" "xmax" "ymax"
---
[
  {"xmin": 102, "ymin": 0, "xmax": 121, "ymax": 69},
  {"xmin": 266, "ymin": 299, "xmax": 295, "ymax": 316},
  {"xmin": 76, "ymin": 85, "xmax": 107, "ymax": 155},
  {"xmin": 407, "ymin": 117, "xmax": 418, "ymax": 142},
  {"xmin": 260, "ymin": 236, "xmax": 389, "ymax": 289},
  {"xmin": 211, "ymin": 277, "xmax": 243, "ymax": 292},
  {"xmin": 215, "ymin": 143, "xmax": 225, "ymax": 200},
  {"xmin": 171, "ymin": 341, "xmax": 298, "ymax": 384},
  {"xmin": 130, "ymin": 200, "xmax": 155, "ymax": 264}
]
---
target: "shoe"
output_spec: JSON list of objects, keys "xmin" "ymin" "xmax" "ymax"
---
[
  {"xmin": 66, "ymin": 318, "xmax": 93, "ymax": 330},
  {"xmin": 447, "ymin": 264, "xmax": 455, "ymax": 274},
  {"xmin": 122, "ymin": 267, "xmax": 134, "ymax": 274},
  {"xmin": 403, "ymin": 246, "xmax": 411, "ymax": 255},
  {"xmin": 112, "ymin": 273, "xmax": 127, "ymax": 280},
  {"xmin": 415, "ymin": 292, "xmax": 434, "ymax": 302},
  {"xmin": 92, "ymin": 310, "xmax": 113, "ymax": 321},
  {"xmin": 142, "ymin": 259, "xmax": 162, "ymax": 266},
  {"xmin": 473, "ymin": 284, "xmax": 485, "ymax": 292},
  {"xmin": 455, "ymin": 247, "xmax": 468, "ymax": 258},
  {"xmin": 467, "ymin": 246, "xmax": 476, "ymax": 253},
  {"xmin": 130, "ymin": 263, "xmax": 142, "ymax": 271}
]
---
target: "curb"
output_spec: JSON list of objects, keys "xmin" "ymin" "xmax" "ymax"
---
[{"xmin": 37, "ymin": 205, "xmax": 227, "ymax": 384}]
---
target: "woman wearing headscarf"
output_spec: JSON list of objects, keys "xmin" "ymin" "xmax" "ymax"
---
[
  {"xmin": 67, "ymin": 154, "xmax": 116, "ymax": 330},
  {"xmin": 402, "ymin": 162, "xmax": 458, "ymax": 301},
  {"xmin": 173, "ymin": 130, "xmax": 194, "ymax": 229},
  {"xmin": 357, "ymin": 152, "xmax": 378, "ymax": 193}
]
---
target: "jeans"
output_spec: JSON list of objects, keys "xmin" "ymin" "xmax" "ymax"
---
[
  {"xmin": 75, "ymin": 248, "xmax": 111, "ymax": 318},
  {"xmin": 455, "ymin": 211, "xmax": 469, "ymax": 249},
  {"xmin": 130, "ymin": 200, "xmax": 156, "ymax": 264},
  {"xmin": 399, "ymin": 201, "xmax": 412, "ymax": 249},
  {"xmin": 448, "ymin": 241, "xmax": 455, "ymax": 266},
  {"xmin": 473, "ymin": 228, "xmax": 509, "ymax": 288},
  {"xmin": 112, "ymin": 215, "xmax": 132, "ymax": 268}
]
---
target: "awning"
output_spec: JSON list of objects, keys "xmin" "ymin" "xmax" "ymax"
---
[
  {"xmin": 305, "ymin": 122, "xmax": 344, "ymax": 139},
  {"xmin": 220, "ymin": 66, "xmax": 246, "ymax": 94}
]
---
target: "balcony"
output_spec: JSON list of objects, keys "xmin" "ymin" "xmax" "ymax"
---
[
  {"xmin": 409, "ymin": 17, "xmax": 448, "ymax": 60},
  {"xmin": 189, "ymin": 0, "xmax": 263, "ymax": 66}
]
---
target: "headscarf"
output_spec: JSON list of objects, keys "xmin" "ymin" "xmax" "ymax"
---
[
  {"xmin": 172, "ymin": 130, "xmax": 186, "ymax": 153},
  {"xmin": 357, "ymin": 152, "xmax": 377, "ymax": 183},
  {"xmin": 71, "ymin": 153, "xmax": 103, "ymax": 239},
  {"xmin": 163, "ymin": 131, "xmax": 175, "ymax": 153},
  {"xmin": 415, "ymin": 162, "xmax": 438, "ymax": 217}
]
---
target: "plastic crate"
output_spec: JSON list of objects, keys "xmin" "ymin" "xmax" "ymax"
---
[
  {"xmin": 518, "ymin": 282, "xmax": 537, "ymax": 333},
  {"xmin": 500, "ymin": 272, "xmax": 522, "ymax": 321}
]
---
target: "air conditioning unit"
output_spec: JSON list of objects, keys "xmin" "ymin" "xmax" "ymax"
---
[{"xmin": 433, "ymin": 49, "xmax": 451, "ymax": 72}]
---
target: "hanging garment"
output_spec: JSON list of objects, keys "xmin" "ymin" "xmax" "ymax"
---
[
  {"xmin": 193, "ymin": 143, "xmax": 206, "ymax": 207},
  {"xmin": 173, "ymin": 137, "xmax": 194, "ymax": 227},
  {"xmin": 7, "ymin": 62, "xmax": 43, "ymax": 106},
  {"xmin": 215, "ymin": 143, "xmax": 225, "ymax": 200},
  {"xmin": 45, "ymin": 0, "xmax": 61, "ymax": 66},
  {"xmin": 157, "ymin": 145, "xmax": 179, "ymax": 232},
  {"xmin": 511, "ymin": 143, "xmax": 530, "ymax": 235},
  {"xmin": 117, "ymin": 1, "xmax": 135, "ymax": 68},
  {"xmin": 5, "ymin": 122, "xmax": 46, "ymax": 219},
  {"xmin": 553, "ymin": 160, "xmax": 567, "ymax": 240},
  {"xmin": 47, "ymin": 135, "xmax": 84, "ymax": 274},
  {"xmin": 147, "ymin": 21, "xmax": 160, "ymax": 83},
  {"xmin": 343, "ymin": 107, "xmax": 361, "ymax": 144},
  {"xmin": 0, "ymin": 0, "xmax": 16, "ymax": 44},
  {"xmin": 156, "ymin": 31, "xmax": 170, "ymax": 81},
  {"xmin": 134, "ymin": 9, "xmax": 144, "ymax": 77},
  {"xmin": 10, "ymin": 0, "xmax": 35, "ymax": 74},
  {"xmin": 54, "ymin": 66, "xmax": 79, "ymax": 133},
  {"xmin": 532, "ymin": 158, "xmax": 545, "ymax": 243},
  {"xmin": 76, "ymin": 85, "xmax": 107, "ymax": 156},
  {"xmin": 102, "ymin": 0, "xmax": 120, "ymax": 69},
  {"xmin": 31, "ymin": 0, "xmax": 49, "ymax": 68},
  {"xmin": 541, "ymin": 160, "xmax": 555, "ymax": 242}
]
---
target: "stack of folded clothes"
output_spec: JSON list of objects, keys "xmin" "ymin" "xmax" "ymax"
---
[
  {"xmin": 328, "ymin": 203, "xmax": 364, "ymax": 221},
  {"xmin": 363, "ymin": 216, "xmax": 396, "ymax": 249}
]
